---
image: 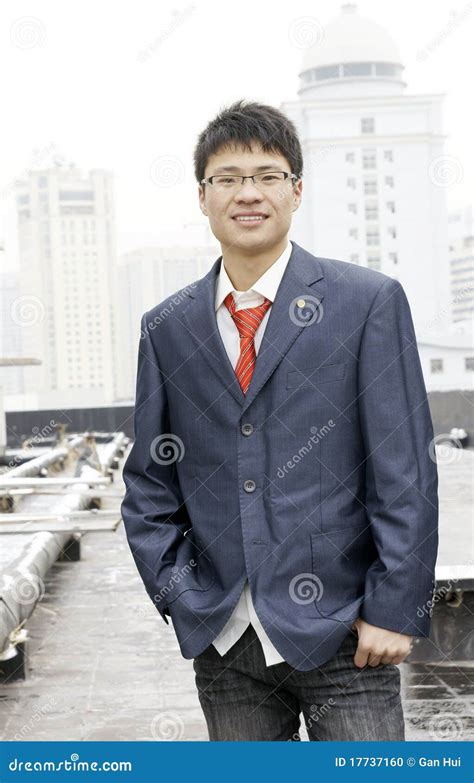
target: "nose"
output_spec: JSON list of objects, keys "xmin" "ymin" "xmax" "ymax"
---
[{"xmin": 234, "ymin": 178, "xmax": 264, "ymax": 202}]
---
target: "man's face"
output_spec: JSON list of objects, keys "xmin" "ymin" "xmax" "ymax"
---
[{"xmin": 198, "ymin": 142, "xmax": 302, "ymax": 252}]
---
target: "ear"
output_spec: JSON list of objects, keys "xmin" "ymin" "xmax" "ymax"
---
[
  {"xmin": 198, "ymin": 184, "xmax": 208, "ymax": 215},
  {"xmin": 292, "ymin": 179, "xmax": 303, "ymax": 211}
]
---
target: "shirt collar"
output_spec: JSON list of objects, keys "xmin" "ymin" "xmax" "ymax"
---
[{"xmin": 215, "ymin": 240, "xmax": 293, "ymax": 311}]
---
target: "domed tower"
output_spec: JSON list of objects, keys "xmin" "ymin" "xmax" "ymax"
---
[
  {"xmin": 281, "ymin": 3, "xmax": 450, "ymax": 337},
  {"xmin": 298, "ymin": 3, "xmax": 405, "ymax": 99}
]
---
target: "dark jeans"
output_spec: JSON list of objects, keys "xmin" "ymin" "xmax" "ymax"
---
[{"xmin": 193, "ymin": 623, "xmax": 405, "ymax": 741}]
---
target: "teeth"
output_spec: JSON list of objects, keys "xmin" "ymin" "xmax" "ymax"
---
[{"xmin": 235, "ymin": 216, "xmax": 265, "ymax": 221}]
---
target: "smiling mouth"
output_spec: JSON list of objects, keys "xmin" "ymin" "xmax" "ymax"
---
[{"xmin": 232, "ymin": 215, "xmax": 269, "ymax": 224}]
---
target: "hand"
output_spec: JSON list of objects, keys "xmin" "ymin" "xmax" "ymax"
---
[{"xmin": 351, "ymin": 617, "xmax": 413, "ymax": 668}]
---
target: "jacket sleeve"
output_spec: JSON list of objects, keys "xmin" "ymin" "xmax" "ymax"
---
[
  {"xmin": 120, "ymin": 312, "xmax": 191, "ymax": 624},
  {"xmin": 357, "ymin": 277, "xmax": 439, "ymax": 637}
]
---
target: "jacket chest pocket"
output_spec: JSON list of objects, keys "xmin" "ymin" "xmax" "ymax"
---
[{"xmin": 287, "ymin": 361, "xmax": 346, "ymax": 389}]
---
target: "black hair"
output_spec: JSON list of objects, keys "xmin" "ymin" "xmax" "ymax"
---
[{"xmin": 193, "ymin": 99, "xmax": 303, "ymax": 184}]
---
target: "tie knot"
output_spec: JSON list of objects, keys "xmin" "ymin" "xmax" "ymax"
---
[{"xmin": 224, "ymin": 292, "xmax": 272, "ymax": 339}]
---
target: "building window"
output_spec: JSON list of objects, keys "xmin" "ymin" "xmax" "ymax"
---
[
  {"xmin": 365, "ymin": 203, "xmax": 379, "ymax": 220},
  {"xmin": 59, "ymin": 190, "xmax": 95, "ymax": 201},
  {"xmin": 388, "ymin": 226, "xmax": 397, "ymax": 239},
  {"xmin": 431, "ymin": 359, "xmax": 443, "ymax": 374},
  {"xmin": 347, "ymin": 177, "xmax": 356, "ymax": 188},
  {"xmin": 364, "ymin": 179, "xmax": 377, "ymax": 195},
  {"xmin": 386, "ymin": 201, "xmax": 396, "ymax": 213},
  {"xmin": 38, "ymin": 176, "xmax": 48, "ymax": 188},
  {"xmin": 346, "ymin": 151, "xmax": 355, "ymax": 163},
  {"xmin": 349, "ymin": 227, "xmax": 358, "ymax": 239},
  {"xmin": 362, "ymin": 150, "xmax": 376, "ymax": 169},
  {"xmin": 367, "ymin": 255, "xmax": 381, "ymax": 269},
  {"xmin": 384, "ymin": 150, "xmax": 394, "ymax": 162},
  {"xmin": 388, "ymin": 252, "xmax": 398, "ymax": 264},
  {"xmin": 348, "ymin": 203, "xmax": 357, "ymax": 214},
  {"xmin": 361, "ymin": 117, "xmax": 375, "ymax": 134},
  {"xmin": 314, "ymin": 64, "xmax": 339, "ymax": 80},
  {"xmin": 465, "ymin": 357, "xmax": 474, "ymax": 371},
  {"xmin": 343, "ymin": 63, "xmax": 372, "ymax": 77},
  {"xmin": 385, "ymin": 176, "xmax": 394, "ymax": 187},
  {"xmin": 366, "ymin": 229, "xmax": 380, "ymax": 246}
]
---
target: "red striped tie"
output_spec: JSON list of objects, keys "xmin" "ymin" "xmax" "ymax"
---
[{"xmin": 224, "ymin": 292, "xmax": 272, "ymax": 394}]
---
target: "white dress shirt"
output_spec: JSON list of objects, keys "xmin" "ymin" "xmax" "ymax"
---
[{"xmin": 211, "ymin": 239, "xmax": 293, "ymax": 667}]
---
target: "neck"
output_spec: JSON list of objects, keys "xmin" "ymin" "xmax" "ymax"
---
[{"xmin": 221, "ymin": 236, "xmax": 289, "ymax": 291}]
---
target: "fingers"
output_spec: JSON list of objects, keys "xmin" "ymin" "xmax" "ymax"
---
[
  {"xmin": 354, "ymin": 647, "xmax": 410, "ymax": 668},
  {"xmin": 367, "ymin": 652, "xmax": 382, "ymax": 667}
]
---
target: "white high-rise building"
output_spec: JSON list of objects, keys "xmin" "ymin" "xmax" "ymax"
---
[
  {"xmin": 448, "ymin": 206, "xmax": 474, "ymax": 322},
  {"xmin": 116, "ymin": 237, "xmax": 219, "ymax": 401},
  {"xmin": 281, "ymin": 2, "xmax": 451, "ymax": 334},
  {"xmin": 0, "ymin": 264, "xmax": 25, "ymax": 398},
  {"xmin": 15, "ymin": 164, "xmax": 119, "ymax": 408}
]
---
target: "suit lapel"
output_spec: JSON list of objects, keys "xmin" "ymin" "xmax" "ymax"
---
[{"xmin": 180, "ymin": 241, "xmax": 326, "ymax": 412}]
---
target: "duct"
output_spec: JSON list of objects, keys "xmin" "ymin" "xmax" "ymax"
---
[
  {"xmin": 98, "ymin": 433, "xmax": 128, "ymax": 471},
  {"xmin": 0, "ymin": 462, "xmax": 98, "ymax": 658},
  {"xmin": 0, "ymin": 433, "xmax": 127, "ymax": 664}
]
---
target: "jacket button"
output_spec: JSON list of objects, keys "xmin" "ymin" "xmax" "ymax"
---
[
  {"xmin": 244, "ymin": 479, "xmax": 256, "ymax": 493},
  {"xmin": 241, "ymin": 423, "xmax": 254, "ymax": 436}
]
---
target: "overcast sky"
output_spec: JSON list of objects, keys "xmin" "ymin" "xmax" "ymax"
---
[{"xmin": 1, "ymin": 0, "xmax": 473, "ymax": 269}]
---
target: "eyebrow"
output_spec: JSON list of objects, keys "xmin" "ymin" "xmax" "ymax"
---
[{"xmin": 211, "ymin": 163, "xmax": 283, "ymax": 174}]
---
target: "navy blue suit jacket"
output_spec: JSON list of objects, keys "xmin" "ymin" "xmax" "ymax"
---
[{"xmin": 121, "ymin": 241, "xmax": 439, "ymax": 670}]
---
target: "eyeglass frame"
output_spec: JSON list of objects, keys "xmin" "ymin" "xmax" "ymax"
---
[{"xmin": 199, "ymin": 171, "xmax": 301, "ymax": 188}]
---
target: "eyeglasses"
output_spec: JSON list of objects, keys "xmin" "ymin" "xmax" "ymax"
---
[{"xmin": 200, "ymin": 171, "xmax": 300, "ymax": 191}]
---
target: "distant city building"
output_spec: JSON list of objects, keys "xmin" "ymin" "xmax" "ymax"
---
[
  {"xmin": 417, "ymin": 326, "xmax": 473, "ymax": 392},
  {"xmin": 15, "ymin": 164, "xmax": 119, "ymax": 408},
  {"xmin": 449, "ymin": 206, "xmax": 474, "ymax": 322},
  {"xmin": 0, "ymin": 261, "xmax": 25, "ymax": 398},
  {"xmin": 116, "ymin": 237, "xmax": 219, "ymax": 401},
  {"xmin": 281, "ymin": 2, "xmax": 451, "ymax": 334}
]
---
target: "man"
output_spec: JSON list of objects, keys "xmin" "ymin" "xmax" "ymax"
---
[{"xmin": 121, "ymin": 100, "xmax": 439, "ymax": 741}]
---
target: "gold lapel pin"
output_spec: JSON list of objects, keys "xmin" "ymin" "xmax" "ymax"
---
[{"xmin": 297, "ymin": 298, "xmax": 306, "ymax": 308}]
